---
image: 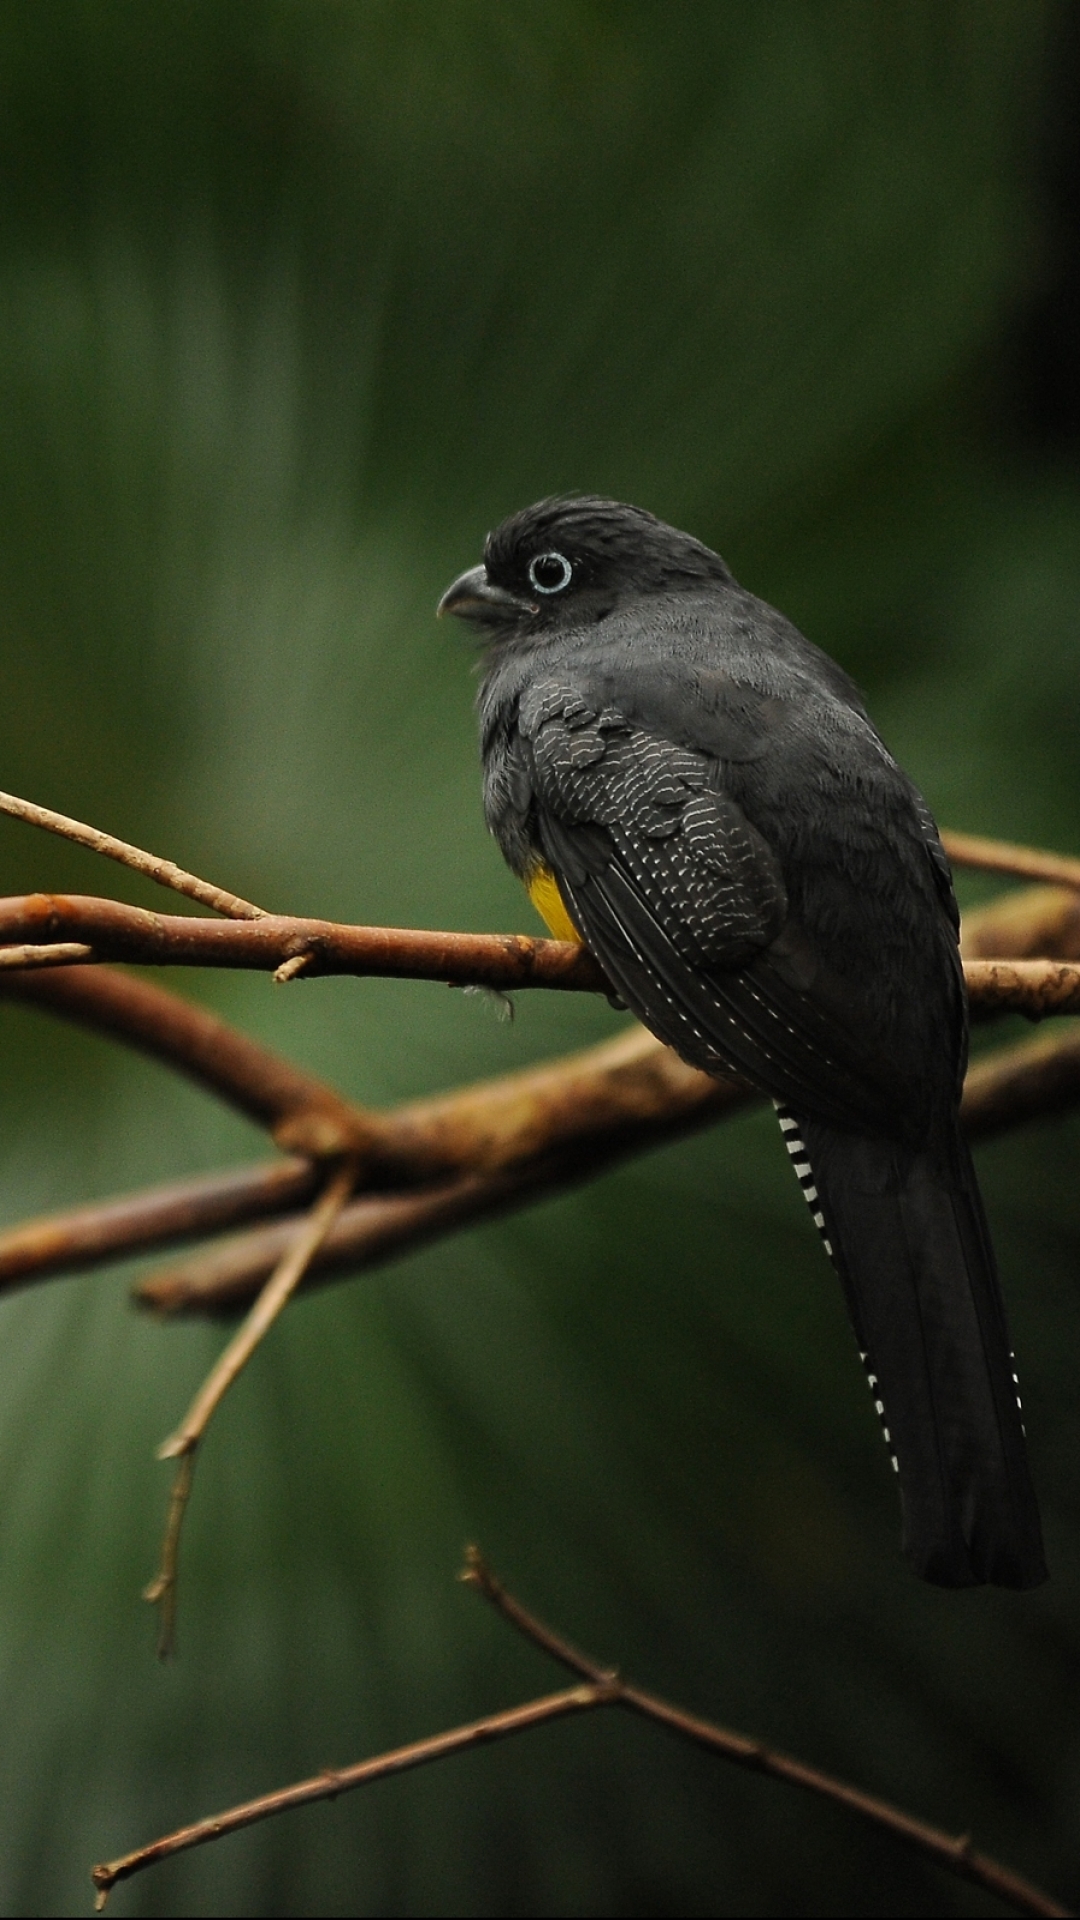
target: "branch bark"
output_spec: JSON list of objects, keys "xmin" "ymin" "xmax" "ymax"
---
[
  {"xmin": 0, "ymin": 894, "xmax": 605, "ymax": 991},
  {"xmin": 89, "ymin": 1550, "xmax": 1071, "ymax": 1920},
  {"xmin": 3, "ymin": 966, "xmax": 1080, "ymax": 1314}
]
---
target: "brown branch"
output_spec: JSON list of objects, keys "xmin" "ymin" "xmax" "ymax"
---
[
  {"xmin": 964, "ymin": 959, "xmax": 1080, "ymax": 1020},
  {"xmin": 459, "ymin": 1550, "xmax": 1070, "ymax": 1920},
  {"xmin": 2, "ymin": 1003, "xmax": 1079, "ymax": 1316},
  {"xmin": 943, "ymin": 828, "xmax": 1080, "ymax": 895},
  {"xmin": 0, "ymin": 1158, "xmax": 318, "ymax": 1293},
  {"xmin": 128, "ymin": 1018, "xmax": 1080, "ymax": 1315},
  {"xmin": 5, "ymin": 894, "xmax": 1080, "ymax": 1022},
  {"xmin": 144, "ymin": 1156, "xmax": 359, "ymax": 1656},
  {"xmin": 0, "ymin": 791, "xmax": 266, "ymax": 920},
  {"xmin": 137, "ymin": 1172, "xmax": 578, "ymax": 1316},
  {"xmin": 961, "ymin": 886, "xmax": 1080, "ymax": 962},
  {"xmin": 90, "ymin": 1552, "xmax": 1071, "ymax": 1919},
  {"xmin": 0, "ymin": 965, "xmax": 381, "ymax": 1157},
  {"xmin": 963, "ymin": 1028, "xmax": 1080, "ymax": 1138},
  {"xmin": 137, "ymin": 1034, "xmax": 752, "ymax": 1314},
  {"xmin": 90, "ymin": 1683, "xmax": 608, "ymax": 1909},
  {"xmin": 0, "ymin": 895, "xmax": 605, "ymax": 991}
]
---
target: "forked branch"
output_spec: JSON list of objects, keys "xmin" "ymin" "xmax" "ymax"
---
[{"xmin": 90, "ymin": 1550, "xmax": 1071, "ymax": 1919}]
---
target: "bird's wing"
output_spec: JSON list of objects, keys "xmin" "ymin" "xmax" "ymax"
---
[{"xmin": 516, "ymin": 674, "xmax": 910, "ymax": 1135}]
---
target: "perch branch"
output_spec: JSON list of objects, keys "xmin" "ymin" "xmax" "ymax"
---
[
  {"xmin": 2, "ymin": 895, "xmax": 1080, "ymax": 1017},
  {"xmin": 90, "ymin": 1550, "xmax": 1070, "ymax": 1919},
  {"xmin": 0, "ymin": 791, "xmax": 265, "ymax": 920},
  {"xmin": 960, "ymin": 886, "xmax": 1080, "ymax": 962},
  {"xmin": 144, "ymin": 1156, "xmax": 359, "ymax": 1656},
  {"xmin": 0, "ymin": 894, "xmax": 605, "ymax": 991}
]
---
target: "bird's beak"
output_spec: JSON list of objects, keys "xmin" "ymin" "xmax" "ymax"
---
[{"xmin": 437, "ymin": 564, "xmax": 535, "ymax": 624}]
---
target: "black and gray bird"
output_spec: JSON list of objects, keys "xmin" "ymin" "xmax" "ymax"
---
[{"xmin": 439, "ymin": 496, "xmax": 1046, "ymax": 1589}]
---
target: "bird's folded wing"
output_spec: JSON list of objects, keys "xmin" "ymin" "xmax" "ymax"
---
[{"xmin": 518, "ymin": 676, "xmax": 907, "ymax": 1135}]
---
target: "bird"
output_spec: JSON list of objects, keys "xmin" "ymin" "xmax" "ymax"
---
[{"xmin": 438, "ymin": 496, "xmax": 1046, "ymax": 1589}]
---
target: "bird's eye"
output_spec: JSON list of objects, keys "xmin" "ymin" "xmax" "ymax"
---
[{"xmin": 527, "ymin": 551, "xmax": 573, "ymax": 595}]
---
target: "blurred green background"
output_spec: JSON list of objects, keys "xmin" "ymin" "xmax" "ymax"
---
[{"xmin": 0, "ymin": 2, "xmax": 1079, "ymax": 1913}]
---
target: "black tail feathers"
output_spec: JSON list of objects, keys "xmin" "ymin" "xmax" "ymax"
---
[{"xmin": 777, "ymin": 1105, "xmax": 1046, "ymax": 1589}]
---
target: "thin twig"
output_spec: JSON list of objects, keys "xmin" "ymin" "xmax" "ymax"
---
[
  {"xmin": 0, "ymin": 791, "xmax": 266, "ymax": 919},
  {"xmin": 943, "ymin": 828, "xmax": 1080, "ymax": 895},
  {"xmin": 90, "ymin": 1553, "xmax": 1071, "ymax": 1919},
  {"xmin": 90, "ymin": 1683, "xmax": 607, "ymax": 1908},
  {"xmin": 141, "ymin": 1453, "xmax": 195, "ymax": 1665},
  {"xmin": 145, "ymin": 1156, "xmax": 358, "ymax": 1656},
  {"xmin": 0, "ymin": 941, "xmax": 95, "ymax": 968}
]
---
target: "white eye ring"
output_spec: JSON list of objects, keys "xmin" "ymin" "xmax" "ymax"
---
[{"xmin": 527, "ymin": 551, "xmax": 573, "ymax": 594}]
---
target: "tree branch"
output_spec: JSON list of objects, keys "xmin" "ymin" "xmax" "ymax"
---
[
  {"xmin": 0, "ymin": 791, "xmax": 266, "ymax": 920},
  {"xmin": 0, "ymin": 1158, "xmax": 318, "ymax": 1291},
  {"xmin": 90, "ymin": 1683, "xmax": 609, "ymax": 1910},
  {"xmin": 1, "ymin": 987, "xmax": 1079, "ymax": 1316},
  {"xmin": 0, "ymin": 894, "xmax": 605, "ymax": 991},
  {"xmin": 3, "ymin": 894, "xmax": 1080, "ymax": 1022},
  {"xmin": 960, "ymin": 885, "xmax": 1080, "ymax": 962},
  {"xmin": 0, "ymin": 964, "xmax": 382, "ymax": 1157},
  {"xmin": 89, "ymin": 1550, "xmax": 1071, "ymax": 1919},
  {"xmin": 463, "ymin": 1550, "xmax": 1071, "ymax": 1918}
]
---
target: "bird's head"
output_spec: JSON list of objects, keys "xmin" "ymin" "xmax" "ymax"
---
[{"xmin": 437, "ymin": 496, "xmax": 732, "ymax": 639}]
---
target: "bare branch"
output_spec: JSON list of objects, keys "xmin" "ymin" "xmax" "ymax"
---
[
  {"xmin": 91, "ymin": 1683, "xmax": 607, "ymax": 1908},
  {"xmin": 0, "ymin": 1158, "xmax": 317, "ymax": 1294},
  {"xmin": 89, "ymin": 1553, "xmax": 1071, "ymax": 1919},
  {"xmin": 0, "ymin": 894, "xmax": 606, "ymax": 991},
  {"xmin": 963, "ymin": 1028, "xmax": 1080, "ymax": 1138},
  {"xmin": 964, "ymin": 959, "xmax": 1080, "ymax": 1020},
  {"xmin": 127, "ymin": 1019, "xmax": 1080, "ymax": 1315},
  {"xmin": 458, "ymin": 1550, "xmax": 1071, "ymax": 1920},
  {"xmin": 2, "ymin": 997, "xmax": 1079, "ymax": 1315},
  {"xmin": 0, "ymin": 792, "xmax": 265, "ymax": 920},
  {"xmin": 961, "ymin": 886, "xmax": 1080, "ymax": 962},
  {"xmin": 0, "ymin": 964, "xmax": 381, "ymax": 1157},
  {"xmin": 3, "ymin": 895, "xmax": 1080, "ymax": 1022},
  {"xmin": 943, "ymin": 827, "xmax": 1080, "ymax": 895},
  {"xmin": 137, "ymin": 1172, "xmax": 566, "ymax": 1316},
  {"xmin": 144, "ymin": 1157, "xmax": 359, "ymax": 1656}
]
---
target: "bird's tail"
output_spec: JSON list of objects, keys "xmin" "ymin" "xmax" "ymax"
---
[{"xmin": 776, "ymin": 1104, "xmax": 1047, "ymax": 1588}]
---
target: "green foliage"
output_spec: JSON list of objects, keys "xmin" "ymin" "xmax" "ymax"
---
[{"xmin": 0, "ymin": 3, "xmax": 1076, "ymax": 1913}]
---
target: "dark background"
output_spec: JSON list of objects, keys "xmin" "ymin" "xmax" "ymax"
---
[{"xmin": 0, "ymin": 4, "xmax": 1079, "ymax": 1913}]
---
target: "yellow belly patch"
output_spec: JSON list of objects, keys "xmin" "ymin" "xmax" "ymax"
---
[{"xmin": 526, "ymin": 864, "xmax": 582, "ymax": 944}]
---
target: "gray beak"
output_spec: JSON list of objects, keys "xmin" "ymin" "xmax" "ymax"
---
[{"xmin": 437, "ymin": 564, "xmax": 535, "ymax": 624}]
